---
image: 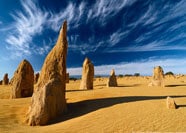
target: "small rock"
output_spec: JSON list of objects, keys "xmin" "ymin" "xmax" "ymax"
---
[{"xmin": 166, "ymin": 96, "xmax": 177, "ymax": 109}]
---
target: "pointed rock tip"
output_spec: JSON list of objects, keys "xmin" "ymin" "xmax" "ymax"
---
[
  {"xmin": 23, "ymin": 59, "xmax": 29, "ymax": 63},
  {"xmin": 60, "ymin": 20, "xmax": 67, "ymax": 33},
  {"xmin": 84, "ymin": 57, "xmax": 91, "ymax": 64}
]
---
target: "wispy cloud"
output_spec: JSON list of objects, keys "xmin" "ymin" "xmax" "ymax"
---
[
  {"xmin": 47, "ymin": 1, "xmax": 88, "ymax": 31},
  {"xmin": 68, "ymin": 57, "xmax": 186, "ymax": 76},
  {"xmin": 108, "ymin": 29, "xmax": 130, "ymax": 47},
  {"xmin": 4, "ymin": 0, "xmax": 186, "ymax": 58},
  {"xmin": 105, "ymin": 0, "xmax": 186, "ymax": 53},
  {"xmin": 32, "ymin": 39, "xmax": 53, "ymax": 55},
  {"xmin": 6, "ymin": 0, "xmax": 48, "ymax": 58},
  {"xmin": 68, "ymin": 35, "xmax": 103, "ymax": 55},
  {"xmin": 106, "ymin": 41, "xmax": 186, "ymax": 53},
  {"xmin": 87, "ymin": 0, "xmax": 136, "ymax": 25},
  {"xmin": 5, "ymin": 0, "xmax": 139, "ymax": 57}
]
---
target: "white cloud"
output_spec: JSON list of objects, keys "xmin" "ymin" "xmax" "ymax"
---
[
  {"xmin": 5, "ymin": 0, "xmax": 88, "ymax": 58},
  {"xmin": 6, "ymin": 0, "xmax": 48, "ymax": 57},
  {"xmin": 87, "ymin": 0, "xmax": 136, "ymax": 25},
  {"xmin": 47, "ymin": 1, "xmax": 87, "ymax": 31},
  {"xmin": 5, "ymin": 0, "xmax": 186, "ymax": 58},
  {"xmin": 105, "ymin": 41, "xmax": 186, "ymax": 53},
  {"xmin": 128, "ymin": 3, "xmax": 158, "ymax": 28},
  {"xmin": 153, "ymin": 0, "xmax": 186, "ymax": 27},
  {"xmin": 32, "ymin": 41, "xmax": 51, "ymax": 55},
  {"xmin": 108, "ymin": 29, "xmax": 130, "ymax": 46},
  {"xmin": 68, "ymin": 57, "xmax": 186, "ymax": 76}
]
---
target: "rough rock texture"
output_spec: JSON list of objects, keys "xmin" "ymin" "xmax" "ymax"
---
[
  {"xmin": 26, "ymin": 21, "xmax": 68, "ymax": 126},
  {"xmin": 11, "ymin": 60, "xmax": 34, "ymax": 98},
  {"xmin": 148, "ymin": 66, "xmax": 164, "ymax": 87},
  {"xmin": 66, "ymin": 73, "xmax": 69, "ymax": 83},
  {"xmin": 79, "ymin": 58, "xmax": 94, "ymax": 90},
  {"xmin": 34, "ymin": 73, "xmax": 40, "ymax": 84},
  {"xmin": 166, "ymin": 96, "xmax": 177, "ymax": 109},
  {"xmin": 9, "ymin": 77, "xmax": 14, "ymax": 85},
  {"xmin": 107, "ymin": 69, "xmax": 117, "ymax": 87},
  {"xmin": 0, "ymin": 80, "xmax": 2, "ymax": 85},
  {"xmin": 2, "ymin": 73, "xmax": 9, "ymax": 85}
]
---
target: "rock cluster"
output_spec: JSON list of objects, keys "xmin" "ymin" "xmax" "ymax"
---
[
  {"xmin": 26, "ymin": 21, "xmax": 68, "ymax": 126},
  {"xmin": 11, "ymin": 60, "xmax": 34, "ymax": 98},
  {"xmin": 79, "ymin": 58, "xmax": 94, "ymax": 90}
]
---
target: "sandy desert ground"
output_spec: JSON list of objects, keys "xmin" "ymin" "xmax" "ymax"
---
[{"xmin": 0, "ymin": 75, "xmax": 186, "ymax": 132}]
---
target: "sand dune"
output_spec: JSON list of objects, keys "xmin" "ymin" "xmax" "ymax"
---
[{"xmin": 0, "ymin": 76, "xmax": 186, "ymax": 132}]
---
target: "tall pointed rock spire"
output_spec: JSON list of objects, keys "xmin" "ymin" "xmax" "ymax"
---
[{"xmin": 26, "ymin": 21, "xmax": 68, "ymax": 126}]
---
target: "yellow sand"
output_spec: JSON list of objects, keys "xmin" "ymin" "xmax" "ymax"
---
[{"xmin": 0, "ymin": 76, "xmax": 186, "ymax": 132}]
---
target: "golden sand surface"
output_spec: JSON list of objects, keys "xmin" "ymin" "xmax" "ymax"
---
[{"xmin": 0, "ymin": 76, "xmax": 186, "ymax": 132}]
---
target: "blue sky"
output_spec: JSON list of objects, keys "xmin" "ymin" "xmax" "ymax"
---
[{"xmin": 0, "ymin": 0, "xmax": 186, "ymax": 79}]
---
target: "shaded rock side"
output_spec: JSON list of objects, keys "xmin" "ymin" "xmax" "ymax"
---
[
  {"xmin": 66, "ymin": 73, "xmax": 69, "ymax": 83},
  {"xmin": 79, "ymin": 58, "xmax": 94, "ymax": 90},
  {"xmin": 2, "ymin": 73, "xmax": 9, "ymax": 85},
  {"xmin": 26, "ymin": 21, "xmax": 68, "ymax": 126},
  {"xmin": 34, "ymin": 73, "xmax": 40, "ymax": 84},
  {"xmin": 107, "ymin": 69, "xmax": 117, "ymax": 87},
  {"xmin": 166, "ymin": 96, "xmax": 177, "ymax": 109},
  {"xmin": 9, "ymin": 77, "xmax": 14, "ymax": 85},
  {"xmin": 148, "ymin": 66, "xmax": 164, "ymax": 87},
  {"xmin": 11, "ymin": 60, "xmax": 34, "ymax": 98}
]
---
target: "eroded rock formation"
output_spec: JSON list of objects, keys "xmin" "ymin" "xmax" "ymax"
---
[
  {"xmin": 11, "ymin": 60, "xmax": 34, "ymax": 98},
  {"xmin": 79, "ymin": 58, "xmax": 94, "ymax": 90},
  {"xmin": 107, "ymin": 69, "xmax": 117, "ymax": 87},
  {"xmin": 2, "ymin": 73, "xmax": 9, "ymax": 85},
  {"xmin": 26, "ymin": 21, "xmax": 68, "ymax": 126},
  {"xmin": 148, "ymin": 66, "xmax": 164, "ymax": 87},
  {"xmin": 166, "ymin": 96, "xmax": 177, "ymax": 109}
]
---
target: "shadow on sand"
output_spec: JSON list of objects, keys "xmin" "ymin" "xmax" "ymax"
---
[
  {"xmin": 117, "ymin": 84, "xmax": 141, "ymax": 87},
  {"xmin": 66, "ymin": 84, "xmax": 141, "ymax": 92},
  {"xmin": 178, "ymin": 104, "xmax": 186, "ymax": 108},
  {"xmin": 49, "ymin": 95, "xmax": 186, "ymax": 125},
  {"xmin": 94, "ymin": 84, "xmax": 106, "ymax": 87},
  {"xmin": 165, "ymin": 84, "xmax": 186, "ymax": 87},
  {"xmin": 66, "ymin": 89, "xmax": 92, "ymax": 92}
]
